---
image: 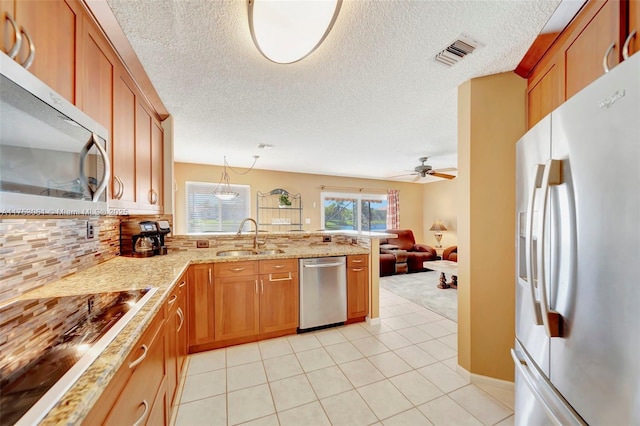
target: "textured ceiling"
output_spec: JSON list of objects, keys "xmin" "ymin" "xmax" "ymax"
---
[{"xmin": 107, "ymin": 0, "xmax": 561, "ymax": 183}]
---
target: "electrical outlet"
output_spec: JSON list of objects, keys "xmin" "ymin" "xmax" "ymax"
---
[
  {"xmin": 351, "ymin": 238, "xmax": 357, "ymax": 245},
  {"xmin": 322, "ymin": 235, "xmax": 331, "ymax": 243},
  {"xmin": 87, "ymin": 296, "xmax": 95, "ymax": 315},
  {"xmin": 197, "ymin": 240, "xmax": 209, "ymax": 248},
  {"xmin": 86, "ymin": 222, "xmax": 94, "ymax": 239}
]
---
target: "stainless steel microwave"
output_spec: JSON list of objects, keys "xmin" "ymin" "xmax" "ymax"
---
[{"xmin": 0, "ymin": 53, "xmax": 110, "ymax": 215}]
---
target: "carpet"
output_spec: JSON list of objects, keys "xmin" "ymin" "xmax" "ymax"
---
[{"xmin": 379, "ymin": 271, "xmax": 458, "ymax": 322}]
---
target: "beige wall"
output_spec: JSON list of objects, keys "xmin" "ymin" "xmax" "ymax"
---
[
  {"xmin": 457, "ymin": 72, "xmax": 525, "ymax": 381},
  {"xmin": 422, "ymin": 179, "xmax": 458, "ymax": 249},
  {"xmin": 174, "ymin": 163, "xmax": 426, "ymax": 239}
]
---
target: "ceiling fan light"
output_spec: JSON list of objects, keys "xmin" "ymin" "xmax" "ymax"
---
[{"xmin": 249, "ymin": 0, "xmax": 342, "ymax": 64}]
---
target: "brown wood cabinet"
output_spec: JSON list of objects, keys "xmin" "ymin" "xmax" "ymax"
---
[
  {"xmin": 259, "ymin": 258, "xmax": 299, "ymax": 334},
  {"xmin": 214, "ymin": 261, "xmax": 260, "ymax": 341},
  {"xmin": 166, "ymin": 273, "xmax": 187, "ymax": 413},
  {"xmin": 347, "ymin": 255, "xmax": 369, "ymax": 321},
  {"xmin": 1, "ymin": 0, "xmax": 81, "ymax": 103},
  {"xmin": 629, "ymin": 0, "xmax": 640, "ymax": 57},
  {"xmin": 83, "ymin": 307, "xmax": 166, "ymax": 425},
  {"xmin": 525, "ymin": 0, "xmax": 636, "ymax": 128},
  {"xmin": 1, "ymin": 0, "xmax": 167, "ymax": 214},
  {"xmin": 187, "ymin": 263, "xmax": 215, "ymax": 349}
]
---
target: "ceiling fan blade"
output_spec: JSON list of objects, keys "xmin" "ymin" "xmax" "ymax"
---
[
  {"xmin": 429, "ymin": 172, "xmax": 456, "ymax": 180},
  {"xmin": 412, "ymin": 174, "xmax": 422, "ymax": 182},
  {"xmin": 435, "ymin": 167, "xmax": 457, "ymax": 172},
  {"xmin": 389, "ymin": 173, "xmax": 417, "ymax": 179}
]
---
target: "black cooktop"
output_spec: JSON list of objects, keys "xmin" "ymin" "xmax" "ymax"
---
[{"xmin": 0, "ymin": 288, "xmax": 152, "ymax": 425}]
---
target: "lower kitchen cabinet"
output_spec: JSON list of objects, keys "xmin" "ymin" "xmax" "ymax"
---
[
  {"xmin": 166, "ymin": 272, "xmax": 187, "ymax": 412},
  {"xmin": 83, "ymin": 306, "xmax": 166, "ymax": 425},
  {"xmin": 347, "ymin": 255, "xmax": 369, "ymax": 321},
  {"xmin": 187, "ymin": 263, "xmax": 215, "ymax": 349},
  {"xmin": 259, "ymin": 258, "xmax": 299, "ymax": 334},
  {"xmin": 214, "ymin": 261, "xmax": 260, "ymax": 341}
]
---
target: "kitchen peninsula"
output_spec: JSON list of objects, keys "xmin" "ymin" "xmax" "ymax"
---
[{"xmin": 9, "ymin": 230, "xmax": 393, "ymax": 425}]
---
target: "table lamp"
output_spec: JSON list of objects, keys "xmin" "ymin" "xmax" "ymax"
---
[{"xmin": 429, "ymin": 219, "xmax": 447, "ymax": 248}]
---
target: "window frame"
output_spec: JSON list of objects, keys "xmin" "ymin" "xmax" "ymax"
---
[
  {"xmin": 185, "ymin": 181, "xmax": 251, "ymax": 234},
  {"xmin": 320, "ymin": 191, "xmax": 388, "ymax": 231}
]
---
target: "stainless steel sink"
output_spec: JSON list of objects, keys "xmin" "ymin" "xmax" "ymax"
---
[
  {"xmin": 258, "ymin": 249, "xmax": 285, "ymax": 255},
  {"xmin": 216, "ymin": 249, "xmax": 285, "ymax": 257},
  {"xmin": 216, "ymin": 250, "xmax": 257, "ymax": 257}
]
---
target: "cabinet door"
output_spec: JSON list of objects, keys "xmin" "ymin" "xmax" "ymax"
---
[
  {"xmin": 79, "ymin": 15, "xmax": 114, "ymax": 148},
  {"xmin": 177, "ymin": 279, "xmax": 188, "ymax": 374},
  {"xmin": 166, "ymin": 297, "xmax": 179, "ymax": 408},
  {"xmin": 565, "ymin": 0, "xmax": 622, "ymax": 99},
  {"xmin": 347, "ymin": 267, "xmax": 369, "ymax": 320},
  {"xmin": 214, "ymin": 275, "xmax": 259, "ymax": 341},
  {"xmin": 527, "ymin": 57, "xmax": 563, "ymax": 128},
  {"xmin": 188, "ymin": 264, "xmax": 215, "ymax": 347},
  {"xmin": 629, "ymin": 0, "xmax": 640, "ymax": 57},
  {"xmin": 150, "ymin": 119, "xmax": 163, "ymax": 210},
  {"xmin": 135, "ymin": 101, "xmax": 153, "ymax": 209},
  {"xmin": 259, "ymin": 271, "xmax": 298, "ymax": 334},
  {"xmin": 14, "ymin": 0, "xmax": 80, "ymax": 103},
  {"xmin": 112, "ymin": 68, "xmax": 137, "ymax": 206}
]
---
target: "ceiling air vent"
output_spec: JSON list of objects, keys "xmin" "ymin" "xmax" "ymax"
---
[{"xmin": 435, "ymin": 34, "xmax": 483, "ymax": 66}]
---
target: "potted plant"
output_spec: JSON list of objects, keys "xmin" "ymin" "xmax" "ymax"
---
[{"xmin": 278, "ymin": 193, "xmax": 292, "ymax": 207}]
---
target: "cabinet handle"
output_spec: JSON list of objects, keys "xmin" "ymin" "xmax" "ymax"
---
[
  {"xmin": 260, "ymin": 279, "xmax": 264, "ymax": 294},
  {"xmin": 4, "ymin": 13, "xmax": 22, "ymax": 59},
  {"xmin": 623, "ymin": 30, "xmax": 637, "ymax": 61},
  {"xmin": 149, "ymin": 189, "xmax": 158, "ymax": 205},
  {"xmin": 113, "ymin": 176, "xmax": 122, "ymax": 200},
  {"xmin": 168, "ymin": 294, "xmax": 177, "ymax": 305},
  {"xmin": 602, "ymin": 41, "xmax": 616, "ymax": 73},
  {"xmin": 272, "ymin": 265, "xmax": 285, "ymax": 269},
  {"xmin": 19, "ymin": 26, "xmax": 35, "ymax": 70},
  {"xmin": 352, "ymin": 259, "xmax": 363, "ymax": 263},
  {"xmin": 179, "ymin": 280, "xmax": 186, "ymax": 288},
  {"xmin": 230, "ymin": 267, "xmax": 246, "ymax": 272},
  {"xmin": 132, "ymin": 400, "xmax": 149, "ymax": 426},
  {"xmin": 173, "ymin": 179, "xmax": 178, "ymax": 192},
  {"xmin": 128, "ymin": 344, "xmax": 148, "ymax": 369},
  {"xmin": 352, "ymin": 268, "xmax": 364, "ymax": 272},
  {"xmin": 269, "ymin": 272, "xmax": 292, "ymax": 282},
  {"xmin": 254, "ymin": 280, "xmax": 258, "ymax": 293},
  {"xmin": 177, "ymin": 307, "xmax": 184, "ymax": 332},
  {"xmin": 208, "ymin": 268, "xmax": 212, "ymax": 285}
]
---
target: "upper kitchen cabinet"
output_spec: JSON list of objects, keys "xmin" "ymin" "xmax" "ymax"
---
[
  {"xmin": 629, "ymin": 0, "xmax": 639, "ymax": 56},
  {"xmin": 135, "ymin": 103, "xmax": 163, "ymax": 212},
  {"xmin": 111, "ymin": 67, "xmax": 137, "ymax": 208},
  {"xmin": 523, "ymin": 0, "xmax": 634, "ymax": 128},
  {"xmin": 1, "ymin": 0, "xmax": 81, "ymax": 103}
]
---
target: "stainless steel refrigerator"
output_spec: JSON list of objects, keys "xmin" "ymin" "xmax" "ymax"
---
[{"xmin": 513, "ymin": 51, "xmax": 640, "ymax": 425}]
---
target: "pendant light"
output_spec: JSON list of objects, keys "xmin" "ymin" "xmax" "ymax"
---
[
  {"xmin": 248, "ymin": 0, "xmax": 342, "ymax": 64},
  {"xmin": 212, "ymin": 157, "xmax": 239, "ymax": 200}
]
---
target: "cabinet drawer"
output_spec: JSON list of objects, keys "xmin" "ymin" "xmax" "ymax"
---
[
  {"xmin": 259, "ymin": 258, "xmax": 297, "ymax": 274},
  {"xmin": 214, "ymin": 261, "xmax": 259, "ymax": 278},
  {"xmin": 347, "ymin": 255, "xmax": 368, "ymax": 267}
]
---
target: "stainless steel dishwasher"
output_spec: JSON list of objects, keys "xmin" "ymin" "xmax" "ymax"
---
[{"xmin": 299, "ymin": 256, "xmax": 347, "ymax": 331}]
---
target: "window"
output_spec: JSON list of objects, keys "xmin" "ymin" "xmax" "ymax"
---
[
  {"xmin": 321, "ymin": 192, "xmax": 388, "ymax": 231},
  {"xmin": 186, "ymin": 181, "xmax": 251, "ymax": 234}
]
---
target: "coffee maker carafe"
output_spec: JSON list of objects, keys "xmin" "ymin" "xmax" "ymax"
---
[{"xmin": 121, "ymin": 220, "xmax": 161, "ymax": 257}]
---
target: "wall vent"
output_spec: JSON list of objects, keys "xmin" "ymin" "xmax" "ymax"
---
[{"xmin": 435, "ymin": 34, "xmax": 483, "ymax": 66}]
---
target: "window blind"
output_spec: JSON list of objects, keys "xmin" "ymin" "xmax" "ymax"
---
[{"xmin": 186, "ymin": 181, "xmax": 251, "ymax": 234}]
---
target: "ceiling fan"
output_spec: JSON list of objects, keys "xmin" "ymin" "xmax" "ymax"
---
[{"xmin": 393, "ymin": 157, "xmax": 457, "ymax": 181}]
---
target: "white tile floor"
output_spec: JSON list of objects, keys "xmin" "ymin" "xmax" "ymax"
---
[{"xmin": 171, "ymin": 288, "xmax": 514, "ymax": 426}]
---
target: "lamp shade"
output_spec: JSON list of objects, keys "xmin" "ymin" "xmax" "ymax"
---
[
  {"xmin": 429, "ymin": 219, "xmax": 448, "ymax": 232},
  {"xmin": 248, "ymin": 0, "xmax": 342, "ymax": 64}
]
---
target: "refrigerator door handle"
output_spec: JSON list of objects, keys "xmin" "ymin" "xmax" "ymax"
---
[
  {"xmin": 538, "ymin": 159, "xmax": 563, "ymax": 337},
  {"xmin": 511, "ymin": 348, "xmax": 586, "ymax": 426},
  {"xmin": 526, "ymin": 164, "xmax": 545, "ymax": 325}
]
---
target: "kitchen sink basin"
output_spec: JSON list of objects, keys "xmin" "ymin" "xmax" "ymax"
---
[
  {"xmin": 258, "ymin": 249, "xmax": 285, "ymax": 255},
  {"xmin": 216, "ymin": 249, "xmax": 285, "ymax": 257},
  {"xmin": 216, "ymin": 250, "xmax": 256, "ymax": 257}
]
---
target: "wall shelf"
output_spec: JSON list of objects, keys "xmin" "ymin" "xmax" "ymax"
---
[{"xmin": 256, "ymin": 188, "xmax": 302, "ymax": 231}]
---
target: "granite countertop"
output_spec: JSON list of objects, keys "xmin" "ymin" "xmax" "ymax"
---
[{"xmin": 35, "ymin": 243, "xmax": 369, "ymax": 424}]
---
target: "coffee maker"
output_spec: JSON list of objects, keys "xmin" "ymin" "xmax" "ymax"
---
[
  {"xmin": 121, "ymin": 221, "xmax": 159, "ymax": 257},
  {"xmin": 155, "ymin": 220, "xmax": 171, "ymax": 255}
]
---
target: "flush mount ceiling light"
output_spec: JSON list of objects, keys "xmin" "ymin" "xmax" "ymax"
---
[{"xmin": 248, "ymin": 0, "xmax": 342, "ymax": 64}]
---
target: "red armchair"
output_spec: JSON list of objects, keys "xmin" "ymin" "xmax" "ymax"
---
[
  {"xmin": 379, "ymin": 229, "xmax": 437, "ymax": 275},
  {"xmin": 443, "ymin": 246, "xmax": 457, "ymax": 262}
]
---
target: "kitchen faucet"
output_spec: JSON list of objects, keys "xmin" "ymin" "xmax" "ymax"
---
[{"xmin": 236, "ymin": 218, "xmax": 267, "ymax": 249}]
